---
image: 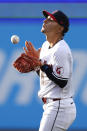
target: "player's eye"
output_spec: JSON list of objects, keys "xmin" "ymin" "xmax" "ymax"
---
[{"xmin": 47, "ymin": 19, "xmax": 54, "ymax": 22}]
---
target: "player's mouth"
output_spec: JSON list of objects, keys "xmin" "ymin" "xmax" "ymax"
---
[
  {"xmin": 41, "ymin": 24, "xmax": 46, "ymax": 33},
  {"xmin": 43, "ymin": 23, "xmax": 47, "ymax": 30},
  {"xmin": 42, "ymin": 24, "xmax": 45, "ymax": 28}
]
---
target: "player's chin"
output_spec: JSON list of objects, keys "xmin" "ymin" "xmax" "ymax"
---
[{"xmin": 41, "ymin": 29, "xmax": 47, "ymax": 34}]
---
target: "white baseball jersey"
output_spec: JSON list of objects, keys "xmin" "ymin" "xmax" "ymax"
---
[{"xmin": 38, "ymin": 39, "xmax": 74, "ymax": 99}]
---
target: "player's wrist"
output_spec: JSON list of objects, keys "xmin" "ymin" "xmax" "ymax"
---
[
  {"xmin": 39, "ymin": 59, "xmax": 44, "ymax": 66},
  {"xmin": 34, "ymin": 59, "xmax": 43, "ymax": 72}
]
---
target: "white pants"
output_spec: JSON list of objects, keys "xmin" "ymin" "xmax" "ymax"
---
[{"xmin": 39, "ymin": 98, "xmax": 76, "ymax": 131}]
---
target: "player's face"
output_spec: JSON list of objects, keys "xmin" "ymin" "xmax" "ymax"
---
[{"xmin": 41, "ymin": 16, "xmax": 63, "ymax": 34}]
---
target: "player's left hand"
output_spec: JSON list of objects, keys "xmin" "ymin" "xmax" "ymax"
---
[{"xmin": 13, "ymin": 53, "xmax": 42, "ymax": 73}]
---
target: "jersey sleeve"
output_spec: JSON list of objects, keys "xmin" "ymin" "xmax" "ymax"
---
[{"xmin": 53, "ymin": 46, "xmax": 70, "ymax": 79}]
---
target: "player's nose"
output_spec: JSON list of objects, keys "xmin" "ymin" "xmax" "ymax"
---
[{"xmin": 43, "ymin": 18, "xmax": 48, "ymax": 24}]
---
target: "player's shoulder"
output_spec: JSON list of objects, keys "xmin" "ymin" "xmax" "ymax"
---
[
  {"xmin": 41, "ymin": 41, "xmax": 49, "ymax": 49},
  {"xmin": 40, "ymin": 41, "xmax": 49, "ymax": 55},
  {"xmin": 58, "ymin": 40, "xmax": 71, "ymax": 53},
  {"xmin": 54, "ymin": 39, "xmax": 72, "ymax": 56},
  {"xmin": 59, "ymin": 39, "xmax": 69, "ymax": 48}
]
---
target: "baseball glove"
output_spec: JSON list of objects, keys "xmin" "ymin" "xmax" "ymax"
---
[{"xmin": 13, "ymin": 53, "xmax": 41, "ymax": 73}]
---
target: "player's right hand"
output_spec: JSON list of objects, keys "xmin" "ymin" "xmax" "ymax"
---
[{"xmin": 24, "ymin": 41, "xmax": 41, "ymax": 59}]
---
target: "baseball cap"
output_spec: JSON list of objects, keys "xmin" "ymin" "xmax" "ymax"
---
[{"xmin": 42, "ymin": 10, "xmax": 69, "ymax": 33}]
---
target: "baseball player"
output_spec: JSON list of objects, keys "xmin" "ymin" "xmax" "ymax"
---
[
  {"xmin": 13, "ymin": 10, "xmax": 76, "ymax": 131},
  {"xmin": 37, "ymin": 10, "xmax": 76, "ymax": 131}
]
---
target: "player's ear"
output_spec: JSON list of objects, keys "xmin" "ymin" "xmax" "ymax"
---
[
  {"xmin": 56, "ymin": 24, "xmax": 64, "ymax": 34},
  {"xmin": 59, "ymin": 26, "xmax": 64, "ymax": 33}
]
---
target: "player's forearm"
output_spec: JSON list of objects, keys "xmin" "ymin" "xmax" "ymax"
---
[{"xmin": 40, "ymin": 64, "xmax": 68, "ymax": 88}]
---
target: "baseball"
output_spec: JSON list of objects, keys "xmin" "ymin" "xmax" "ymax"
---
[{"xmin": 11, "ymin": 35, "xmax": 20, "ymax": 44}]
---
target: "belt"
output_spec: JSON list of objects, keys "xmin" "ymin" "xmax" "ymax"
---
[{"xmin": 42, "ymin": 97, "xmax": 61, "ymax": 104}]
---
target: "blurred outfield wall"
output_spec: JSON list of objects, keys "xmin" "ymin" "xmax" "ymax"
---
[{"xmin": 0, "ymin": 1, "xmax": 87, "ymax": 131}]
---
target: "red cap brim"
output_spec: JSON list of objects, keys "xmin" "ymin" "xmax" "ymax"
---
[{"xmin": 43, "ymin": 10, "xmax": 57, "ymax": 22}]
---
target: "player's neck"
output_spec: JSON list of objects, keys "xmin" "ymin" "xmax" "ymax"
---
[{"xmin": 46, "ymin": 33, "xmax": 63, "ymax": 47}]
